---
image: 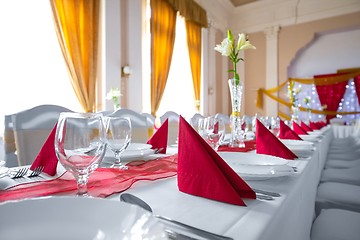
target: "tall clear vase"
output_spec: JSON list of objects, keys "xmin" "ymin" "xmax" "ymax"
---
[
  {"xmin": 228, "ymin": 78, "xmax": 245, "ymax": 148},
  {"xmin": 291, "ymin": 105, "xmax": 299, "ymax": 124}
]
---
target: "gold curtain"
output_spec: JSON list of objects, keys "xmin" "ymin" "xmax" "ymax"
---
[
  {"xmin": 50, "ymin": 0, "xmax": 100, "ymax": 113},
  {"xmin": 185, "ymin": 20, "xmax": 202, "ymax": 111},
  {"xmin": 150, "ymin": 0, "xmax": 177, "ymax": 116},
  {"xmin": 166, "ymin": 0, "xmax": 208, "ymax": 28}
]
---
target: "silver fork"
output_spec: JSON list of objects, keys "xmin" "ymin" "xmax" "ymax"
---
[
  {"xmin": 11, "ymin": 168, "xmax": 29, "ymax": 179},
  {"xmin": 28, "ymin": 166, "xmax": 44, "ymax": 178}
]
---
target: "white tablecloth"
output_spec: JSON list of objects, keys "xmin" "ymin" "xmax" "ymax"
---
[
  {"xmin": 331, "ymin": 124, "xmax": 360, "ymax": 138},
  {"xmin": 0, "ymin": 127, "xmax": 333, "ymax": 240},
  {"xmin": 108, "ymin": 128, "xmax": 333, "ymax": 240}
]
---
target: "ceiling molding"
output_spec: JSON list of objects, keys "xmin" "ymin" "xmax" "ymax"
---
[{"xmin": 230, "ymin": 0, "xmax": 360, "ymax": 33}]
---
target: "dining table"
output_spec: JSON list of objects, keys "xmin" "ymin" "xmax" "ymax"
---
[{"xmin": 0, "ymin": 126, "xmax": 333, "ymax": 240}]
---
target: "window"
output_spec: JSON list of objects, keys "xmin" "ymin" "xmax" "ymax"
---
[
  {"xmin": 144, "ymin": 2, "xmax": 197, "ymax": 118},
  {"xmin": 0, "ymin": 1, "xmax": 82, "ymax": 135}
]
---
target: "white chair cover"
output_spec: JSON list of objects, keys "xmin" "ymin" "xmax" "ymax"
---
[
  {"xmin": 109, "ymin": 109, "xmax": 150, "ymax": 143},
  {"xmin": 159, "ymin": 111, "xmax": 180, "ymax": 145},
  {"xmin": 315, "ymin": 182, "xmax": 360, "ymax": 216},
  {"xmin": 311, "ymin": 209, "xmax": 360, "ymax": 240},
  {"xmin": 12, "ymin": 104, "xmax": 72, "ymax": 166},
  {"xmin": 320, "ymin": 166, "xmax": 360, "ymax": 185}
]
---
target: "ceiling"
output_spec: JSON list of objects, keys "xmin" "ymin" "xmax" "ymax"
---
[{"xmin": 229, "ymin": 0, "xmax": 258, "ymax": 7}]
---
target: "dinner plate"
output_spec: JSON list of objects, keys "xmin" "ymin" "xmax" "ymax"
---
[
  {"xmin": 0, "ymin": 160, "xmax": 5, "ymax": 167},
  {"xmin": 280, "ymin": 139, "xmax": 314, "ymax": 150},
  {"xmin": 307, "ymin": 130, "xmax": 323, "ymax": 136},
  {"xmin": 219, "ymin": 152, "xmax": 289, "ymax": 166},
  {"xmin": 0, "ymin": 196, "xmax": 167, "ymax": 240},
  {"xmin": 104, "ymin": 143, "xmax": 154, "ymax": 163},
  {"xmin": 0, "ymin": 167, "xmax": 9, "ymax": 179},
  {"xmin": 232, "ymin": 165, "xmax": 294, "ymax": 180},
  {"xmin": 299, "ymin": 134, "xmax": 321, "ymax": 142}
]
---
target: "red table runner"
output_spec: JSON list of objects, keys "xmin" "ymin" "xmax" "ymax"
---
[{"xmin": 0, "ymin": 155, "xmax": 178, "ymax": 202}]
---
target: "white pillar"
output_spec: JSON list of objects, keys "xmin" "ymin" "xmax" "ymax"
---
[
  {"xmin": 264, "ymin": 25, "xmax": 280, "ymax": 117},
  {"xmin": 102, "ymin": 0, "xmax": 122, "ymax": 111},
  {"xmin": 207, "ymin": 22, "xmax": 217, "ymax": 116}
]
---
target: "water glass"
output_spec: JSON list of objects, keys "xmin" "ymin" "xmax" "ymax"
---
[
  {"xmin": 199, "ymin": 117, "xmax": 225, "ymax": 151},
  {"xmin": 104, "ymin": 116, "xmax": 132, "ymax": 169},
  {"xmin": 55, "ymin": 112, "xmax": 107, "ymax": 197}
]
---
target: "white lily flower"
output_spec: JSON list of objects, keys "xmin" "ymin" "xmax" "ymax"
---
[
  {"xmin": 214, "ymin": 38, "xmax": 232, "ymax": 57},
  {"xmin": 237, "ymin": 33, "xmax": 256, "ymax": 51}
]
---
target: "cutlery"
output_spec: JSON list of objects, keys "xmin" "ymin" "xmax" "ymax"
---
[
  {"xmin": 28, "ymin": 166, "xmax": 44, "ymax": 178},
  {"xmin": 256, "ymin": 193, "xmax": 274, "ymax": 201},
  {"xmin": 11, "ymin": 167, "xmax": 29, "ymax": 179},
  {"xmin": 253, "ymin": 188, "xmax": 281, "ymax": 198},
  {"xmin": 120, "ymin": 193, "xmax": 233, "ymax": 240}
]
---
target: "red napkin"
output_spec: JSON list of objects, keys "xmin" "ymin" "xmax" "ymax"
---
[
  {"xmin": 293, "ymin": 122, "xmax": 308, "ymax": 135},
  {"xmin": 301, "ymin": 121, "xmax": 313, "ymax": 132},
  {"xmin": 147, "ymin": 119, "xmax": 168, "ymax": 154},
  {"xmin": 309, "ymin": 121, "xmax": 320, "ymax": 130},
  {"xmin": 256, "ymin": 119, "xmax": 297, "ymax": 160},
  {"xmin": 177, "ymin": 116, "xmax": 255, "ymax": 206},
  {"xmin": 30, "ymin": 125, "xmax": 58, "ymax": 176},
  {"xmin": 278, "ymin": 120, "xmax": 302, "ymax": 140}
]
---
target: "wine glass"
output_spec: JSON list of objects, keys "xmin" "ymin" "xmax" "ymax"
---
[
  {"xmin": 199, "ymin": 116, "xmax": 225, "ymax": 151},
  {"xmin": 104, "ymin": 116, "xmax": 132, "ymax": 169},
  {"xmin": 55, "ymin": 112, "xmax": 107, "ymax": 197},
  {"xmin": 271, "ymin": 116, "xmax": 281, "ymax": 137}
]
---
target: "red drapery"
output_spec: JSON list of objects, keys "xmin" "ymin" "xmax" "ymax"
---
[
  {"xmin": 353, "ymin": 75, "xmax": 360, "ymax": 106},
  {"xmin": 314, "ymin": 73, "xmax": 348, "ymax": 123}
]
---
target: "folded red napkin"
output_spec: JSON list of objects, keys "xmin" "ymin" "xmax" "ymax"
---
[
  {"xmin": 278, "ymin": 120, "xmax": 302, "ymax": 140},
  {"xmin": 147, "ymin": 119, "xmax": 168, "ymax": 154},
  {"xmin": 177, "ymin": 116, "xmax": 255, "ymax": 206},
  {"xmin": 256, "ymin": 119, "xmax": 297, "ymax": 160},
  {"xmin": 30, "ymin": 125, "xmax": 58, "ymax": 176},
  {"xmin": 301, "ymin": 121, "xmax": 313, "ymax": 132},
  {"xmin": 309, "ymin": 121, "xmax": 320, "ymax": 130},
  {"xmin": 293, "ymin": 122, "xmax": 308, "ymax": 135}
]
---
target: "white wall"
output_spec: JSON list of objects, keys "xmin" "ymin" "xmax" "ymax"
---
[{"xmin": 288, "ymin": 28, "xmax": 360, "ymax": 77}]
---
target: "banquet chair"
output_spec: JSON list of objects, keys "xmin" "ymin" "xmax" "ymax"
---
[
  {"xmin": 320, "ymin": 166, "xmax": 360, "ymax": 185},
  {"xmin": 12, "ymin": 104, "xmax": 73, "ymax": 166},
  {"xmin": 311, "ymin": 209, "xmax": 360, "ymax": 240},
  {"xmin": 189, "ymin": 113, "xmax": 205, "ymax": 129},
  {"xmin": 159, "ymin": 111, "xmax": 180, "ymax": 145},
  {"xmin": 109, "ymin": 109, "xmax": 150, "ymax": 143},
  {"xmin": 141, "ymin": 113, "xmax": 156, "ymax": 137},
  {"xmin": 3, "ymin": 114, "xmax": 19, "ymax": 167},
  {"xmin": 315, "ymin": 182, "xmax": 360, "ymax": 216}
]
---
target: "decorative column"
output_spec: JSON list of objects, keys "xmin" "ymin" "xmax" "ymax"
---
[{"xmin": 264, "ymin": 25, "xmax": 280, "ymax": 117}]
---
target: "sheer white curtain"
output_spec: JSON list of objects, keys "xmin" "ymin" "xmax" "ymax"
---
[{"xmin": 0, "ymin": 1, "xmax": 82, "ymax": 135}]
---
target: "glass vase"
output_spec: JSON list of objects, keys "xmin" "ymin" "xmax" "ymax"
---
[
  {"xmin": 291, "ymin": 105, "xmax": 299, "ymax": 124},
  {"xmin": 228, "ymin": 78, "xmax": 245, "ymax": 148}
]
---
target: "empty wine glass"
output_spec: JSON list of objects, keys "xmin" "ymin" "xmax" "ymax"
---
[
  {"xmin": 55, "ymin": 112, "xmax": 107, "ymax": 197},
  {"xmin": 199, "ymin": 117, "xmax": 225, "ymax": 151},
  {"xmin": 104, "ymin": 116, "xmax": 132, "ymax": 169},
  {"xmin": 271, "ymin": 116, "xmax": 281, "ymax": 137}
]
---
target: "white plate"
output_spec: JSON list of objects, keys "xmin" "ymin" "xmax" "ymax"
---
[
  {"xmin": 0, "ymin": 196, "xmax": 167, "ymax": 240},
  {"xmin": 104, "ymin": 143, "xmax": 154, "ymax": 163},
  {"xmin": 299, "ymin": 134, "xmax": 320, "ymax": 142},
  {"xmin": 307, "ymin": 131, "xmax": 323, "ymax": 136},
  {"xmin": 280, "ymin": 139, "xmax": 315, "ymax": 151},
  {"xmin": 0, "ymin": 160, "xmax": 5, "ymax": 167},
  {"xmin": 0, "ymin": 167, "xmax": 9, "ymax": 179},
  {"xmin": 219, "ymin": 152, "xmax": 289, "ymax": 166},
  {"xmin": 232, "ymin": 165, "xmax": 294, "ymax": 180}
]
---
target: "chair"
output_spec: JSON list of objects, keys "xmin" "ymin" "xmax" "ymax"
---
[
  {"xmin": 315, "ymin": 182, "xmax": 360, "ymax": 216},
  {"xmin": 159, "ymin": 111, "xmax": 180, "ymax": 145},
  {"xmin": 141, "ymin": 113, "xmax": 156, "ymax": 137},
  {"xmin": 189, "ymin": 113, "xmax": 205, "ymax": 129},
  {"xmin": 3, "ymin": 114, "xmax": 19, "ymax": 167},
  {"xmin": 311, "ymin": 209, "xmax": 360, "ymax": 240},
  {"xmin": 12, "ymin": 104, "xmax": 73, "ymax": 166},
  {"xmin": 109, "ymin": 109, "xmax": 150, "ymax": 143}
]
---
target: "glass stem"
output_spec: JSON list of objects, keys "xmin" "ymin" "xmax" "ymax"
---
[{"xmin": 76, "ymin": 174, "xmax": 89, "ymax": 197}]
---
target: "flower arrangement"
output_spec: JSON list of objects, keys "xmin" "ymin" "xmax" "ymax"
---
[
  {"xmin": 214, "ymin": 30, "xmax": 256, "ymax": 85},
  {"xmin": 106, "ymin": 87, "xmax": 122, "ymax": 109}
]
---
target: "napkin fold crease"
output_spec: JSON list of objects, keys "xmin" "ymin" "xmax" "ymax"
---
[
  {"xmin": 278, "ymin": 120, "xmax": 302, "ymax": 140},
  {"xmin": 293, "ymin": 122, "xmax": 308, "ymax": 135}
]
